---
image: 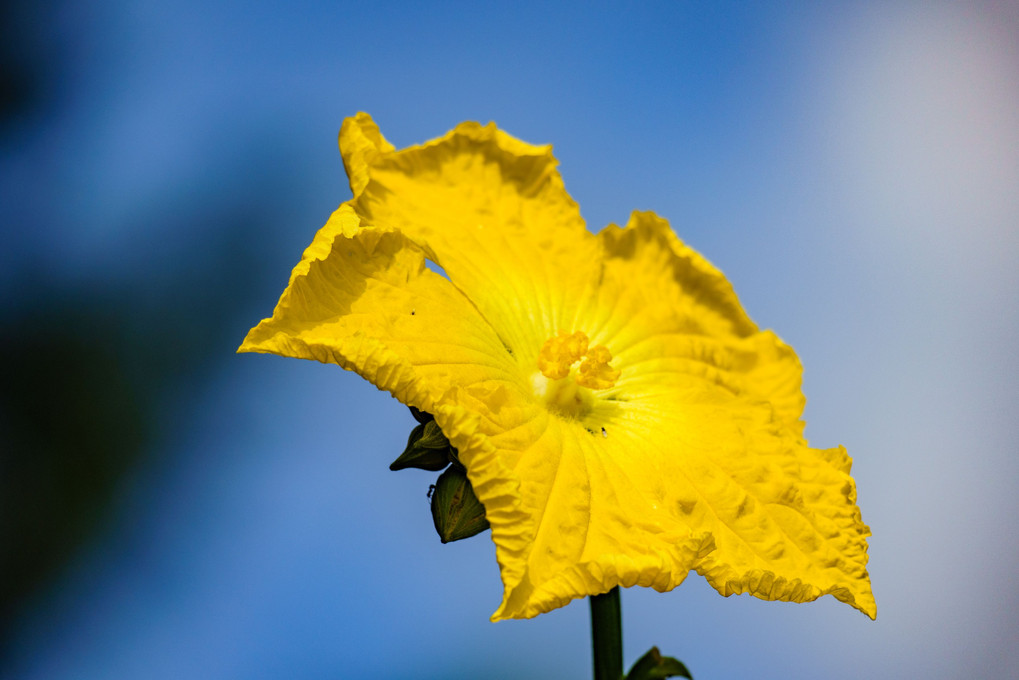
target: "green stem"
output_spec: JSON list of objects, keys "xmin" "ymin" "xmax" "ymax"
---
[{"xmin": 590, "ymin": 587, "xmax": 623, "ymax": 680}]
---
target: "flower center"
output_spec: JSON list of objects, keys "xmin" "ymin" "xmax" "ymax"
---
[{"xmin": 533, "ymin": 331, "xmax": 620, "ymax": 417}]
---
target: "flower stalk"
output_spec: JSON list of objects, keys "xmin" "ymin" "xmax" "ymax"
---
[{"xmin": 590, "ymin": 587, "xmax": 623, "ymax": 680}]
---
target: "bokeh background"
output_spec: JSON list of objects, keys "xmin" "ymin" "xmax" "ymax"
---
[{"xmin": 2, "ymin": 1, "xmax": 1017, "ymax": 678}]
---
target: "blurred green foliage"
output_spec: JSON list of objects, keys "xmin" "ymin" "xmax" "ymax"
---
[
  {"xmin": 0, "ymin": 294, "xmax": 150, "ymax": 638},
  {"xmin": 0, "ymin": 4, "xmax": 289, "ymax": 648}
]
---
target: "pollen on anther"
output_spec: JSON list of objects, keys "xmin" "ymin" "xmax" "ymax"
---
[
  {"xmin": 537, "ymin": 330, "xmax": 619, "ymax": 390},
  {"xmin": 538, "ymin": 330, "xmax": 588, "ymax": 380},
  {"xmin": 577, "ymin": 345, "xmax": 621, "ymax": 390}
]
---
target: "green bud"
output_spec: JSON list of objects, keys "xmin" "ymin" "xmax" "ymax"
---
[
  {"xmin": 390, "ymin": 420, "xmax": 452, "ymax": 472},
  {"xmin": 625, "ymin": 647, "xmax": 692, "ymax": 680},
  {"xmin": 430, "ymin": 466, "xmax": 489, "ymax": 543},
  {"xmin": 408, "ymin": 405, "xmax": 433, "ymax": 424}
]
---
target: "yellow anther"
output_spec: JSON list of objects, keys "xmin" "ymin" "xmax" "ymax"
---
[
  {"xmin": 577, "ymin": 345, "xmax": 621, "ymax": 389},
  {"xmin": 537, "ymin": 330, "xmax": 619, "ymax": 390},
  {"xmin": 538, "ymin": 330, "xmax": 589, "ymax": 380}
]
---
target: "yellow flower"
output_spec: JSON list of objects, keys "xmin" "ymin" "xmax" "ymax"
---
[{"xmin": 240, "ymin": 113, "xmax": 876, "ymax": 621}]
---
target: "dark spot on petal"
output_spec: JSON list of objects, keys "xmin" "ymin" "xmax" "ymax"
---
[{"xmin": 497, "ymin": 334, "xmax": 514, "ymax": 356}]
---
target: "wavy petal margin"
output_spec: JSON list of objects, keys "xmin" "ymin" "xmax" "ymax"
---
[
  {"xmin": 240, "ymin": 204, "xmax": 522, "ymax": 416},
  {"xmin": 339, "ymin": 113, "xmax": 605, "ymax": 357},
  {"xmin": 240, "ymin": 114, "xmax": 874, "ymax": 622}
]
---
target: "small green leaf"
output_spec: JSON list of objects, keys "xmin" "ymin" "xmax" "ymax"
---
[
  {"xmin": 625, "ymin": 647, "xmax": 692, "ymax": 680},
  {"xmin": 390, "ymin": 421, "xmax": 452, "ymax": 471},
  {"xmin": 430, "ymin": 466, "xmax": 489, "ymax": 543}
]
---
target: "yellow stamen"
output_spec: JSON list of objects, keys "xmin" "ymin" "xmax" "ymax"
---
[
  {"xmin": 538, "ymin": 331, "xmax": 619, "ymax": 389},
  {"xmin": 577, "ymin": 344, "xmax": 621, "ymax": 389}
]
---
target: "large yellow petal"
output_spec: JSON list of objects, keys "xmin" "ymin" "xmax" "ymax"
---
[
  {"xmin": 339, "ymin": 113, "xmax": 604, "ymax": 359},
  {"xmin": 598, "ymin": 211, "xmax": 758, "ymax": 338},
  {"xmin": 597, "ymin": 211, "xmax": 806, "ymax": 432},
  {"xmin": 610, "ymin": 380, "xmax": 874, "ymax": 619},
  {"xmin": 444, "ymin": 404, "xmax": 716, "ymax": 621},
  {"xmin": 239, "ymin": 203, "xmax": 523, "ymax": 416},
  {"xmin": 589, "ymin": 212, "xmax": 873, "ymax": 617}
]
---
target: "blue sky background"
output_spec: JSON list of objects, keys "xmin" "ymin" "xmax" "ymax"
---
[{"xmin": 2, "ymin": 1, "xmax": 1018, "ymax": 678}]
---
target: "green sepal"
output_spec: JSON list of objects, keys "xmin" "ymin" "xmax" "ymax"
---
[
  {"xmin": 390, "ymin": 420, "xmax": 452, "ymax": 471},
  {"xmin": 430, "ymin": 465, "xmax": 489, "ymax": 543},
  {"xmin": 625, "ymin": 647, "xmax": 692, "ymax": 680}
]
